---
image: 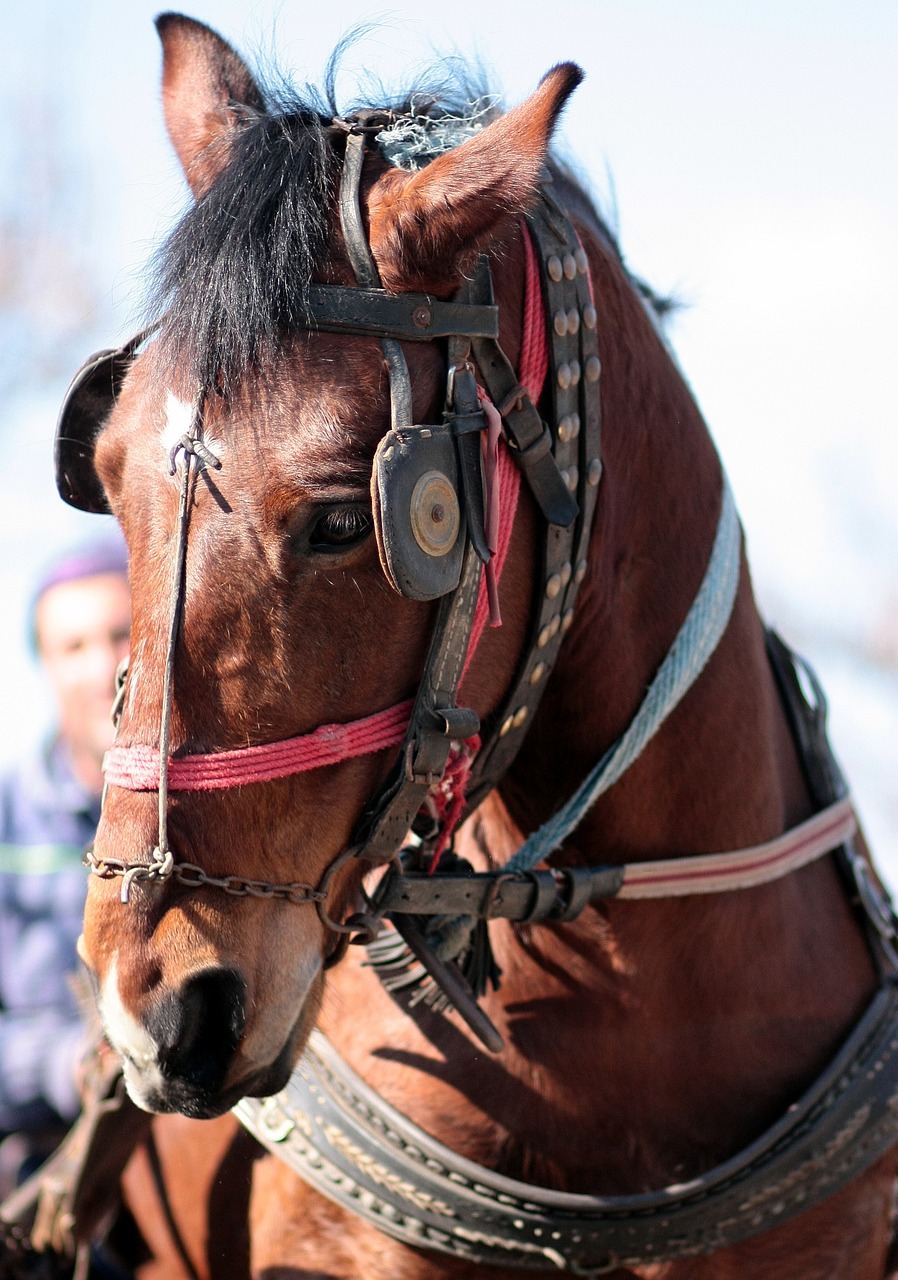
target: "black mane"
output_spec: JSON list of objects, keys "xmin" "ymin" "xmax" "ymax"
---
[
  {"xmin": 148, "ymin": 57, "xmax": 495, "ymax": 394},
  {"xmin": 150, "ymin": 100, "xmax": 338, "ymax": 394}
]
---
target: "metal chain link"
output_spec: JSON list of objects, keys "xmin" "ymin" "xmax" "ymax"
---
[{"xmin": 84, "ymin": 846, "xmax": 325, "ymax": 906}]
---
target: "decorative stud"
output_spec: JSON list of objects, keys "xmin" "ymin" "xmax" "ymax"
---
[
  {"xmin": 561, "ymin": 608, "xmax": 575, "ymax": 633},
  {"xmin": 547, "ymin": 255, "xmax": 563, "ymax": 283},
  {"xmin": 585, "ymin": 355, "xmax": 602, "ymax": 383},
  {"xmin": 500, "ymin": 715, "xmax": 515, "ymax": 737},
  {"xmin": 560, "ymin": 561, "xmax": 572, "ymax": 587},
  {"xmin": 569, "ymin": 360, "xmax": 581, "ymax": 386},
  {"xmin": 566, "ymin": 309, "xmax": 580, "ymax": 336},
  {"xmin": 537, "ymin": 621, "xmax": 554, "ymax": 648},
  {"xmin": 556, "ymin": 363, "xmax": 572, "ymax": 391},
  {"xmin": 565, "ymin": 466, "xmax": 578, "ymax": 492},
  {"xmin": 548, "ymin": 615, "xmax": 561, "ymax": 640},
  {"xmin": 530, "ymin": 662, "xmax": 547, "ymax": 685},
  {"xmin": 583, "ymin": 305, "xmax": 597, "ymax": 330},
  {"xmin": 569, "ymin": 412, "xmax": 581, "ymax": 439},
  {"xmin": 557, "ymin": 415, "xmax": 573, "ymax": 443},
  {"xmin": 575, "ymin": 248, "xmax": 589, "ymax": 275},
  {"xmin": 553, "ymin": 310, "xmax": 568, "ymax": 338},
  {"xmin": 588, "ymin": 459, "xmax": 603, "ymax": 487},
  {"xmin": 545, "ymin": 573, "xmax": 562, "ymax": 600},
  {"xmin": 574, "ymin": 558, "xmax": 588, "ymax": 584},
  {"xmin": 562, "ymin": 253, "xmax": 577, "ymax": 280},
  {"xmin": 410, "ymin": 471, "xmax": 461, "ymax": 557},
  {"xmin": 512, "ymin": 706, "xmax": 528, "ymax": 729}
]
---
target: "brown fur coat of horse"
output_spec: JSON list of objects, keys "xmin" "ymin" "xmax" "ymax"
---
[{"xmin": 72, "ymin": 14, "xmax": 897, "ymax": 1280}]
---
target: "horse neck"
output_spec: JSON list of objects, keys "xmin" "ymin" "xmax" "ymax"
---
[
  {"xmin": 448, "ymin": 226, "xmax": 878, "ymax": 1188},
  {"xmin": 500, "ymin": 228, "xmax": 799, "ymax": 863}
]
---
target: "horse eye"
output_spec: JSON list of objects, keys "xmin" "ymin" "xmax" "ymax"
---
[{"xmin": 308, "ymin": 506, "xmax": 372, "ymax": 552}]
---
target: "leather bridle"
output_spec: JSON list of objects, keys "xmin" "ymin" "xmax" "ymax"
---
[{"xmin": 81, "ymin": 121, "xmax": 602, "ymax": 1017}]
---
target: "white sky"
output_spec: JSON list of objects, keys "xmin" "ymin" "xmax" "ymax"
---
[{"xmin": 1, "ymin": 0, "xmax": 896, "ymax": 870}]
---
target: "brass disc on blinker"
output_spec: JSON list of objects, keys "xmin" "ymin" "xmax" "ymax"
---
[{"xmin": 409, "ymin": 471, "xmax": 460, "ymax": 557}]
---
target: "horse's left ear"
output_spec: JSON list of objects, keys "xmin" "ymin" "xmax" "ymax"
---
[
  {"xmin": 156, "ymin": 12, "xmax": 266, "ymax": 198},
  {"xmin": 368, "ymin": 63, "xmax": 584, "ymax": 294}
]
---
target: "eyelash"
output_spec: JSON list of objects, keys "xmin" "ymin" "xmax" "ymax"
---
[{"xmin": 307, "ymin": 506, "xmax": 372, "ymax": 552}]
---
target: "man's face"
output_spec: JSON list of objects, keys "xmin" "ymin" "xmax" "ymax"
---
[{"xmin": 35, "ymin": 572, "xmax": 131, "ymax": 767}]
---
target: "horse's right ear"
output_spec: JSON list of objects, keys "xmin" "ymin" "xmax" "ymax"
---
[{"xmin": 156, "ymin": 13, "xmax": 266, "ymax": 198}]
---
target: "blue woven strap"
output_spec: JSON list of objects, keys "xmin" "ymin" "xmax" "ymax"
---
[{"xmin": 506, "ymin": 480, "xmax": 741, "ymax": 873}]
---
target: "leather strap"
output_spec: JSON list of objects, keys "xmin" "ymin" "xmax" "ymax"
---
[
  {"xmin": 305, "ymin": 285, "xmax": 499, "ymax": 342},
  {"xmin": 235, "ymin": 981, "xmax": 898, "ymax": 1272}
]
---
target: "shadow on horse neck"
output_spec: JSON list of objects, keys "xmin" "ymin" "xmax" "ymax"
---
[{"xmin": 71, "ymin": 13, "xmax": 895, "ymax": 1280}]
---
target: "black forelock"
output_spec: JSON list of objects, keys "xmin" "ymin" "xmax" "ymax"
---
[
  {"xmin": 146, "ymin": 46, "xmax": 496, "ymax": 397},
  {"xmin": 149, "ymin": 101, "xmax": 338, "ymax": 395}
]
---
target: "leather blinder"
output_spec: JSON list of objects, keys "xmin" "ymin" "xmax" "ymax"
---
[
  {"xmin": 55, "ymin": 332, "xmax": 146, "ymax": 514},
  {"xmin": 371, "ymin": 425, "xmax": 466, "ymax": 601}
]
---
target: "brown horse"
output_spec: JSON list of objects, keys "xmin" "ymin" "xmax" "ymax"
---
[{"xmin": 59, "ymin": 12, "xmax": 898, "ymax": 1279}]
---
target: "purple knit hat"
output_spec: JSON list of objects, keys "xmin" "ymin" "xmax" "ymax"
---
[{"xmin": 30, "ymin": 531, "xmax": 129, "ymax": 650}]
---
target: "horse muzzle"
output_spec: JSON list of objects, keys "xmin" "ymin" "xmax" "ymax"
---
[{"xmin": 100, "ymin": 960, "xmax": 250, "ymax": 1119}]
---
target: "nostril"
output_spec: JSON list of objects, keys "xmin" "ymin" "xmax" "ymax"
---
[{"xmin": 150, "ymin": 968, "xmax": 246, "ymax": 1091}]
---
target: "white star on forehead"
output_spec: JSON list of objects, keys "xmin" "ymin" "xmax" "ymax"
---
[
  {"xmin": 162, "ymin": 391, "xmax": 195, "ymax": 455},
  {"xmin": 162, "ymin": 391, "xmax": 224, "ymax": 469}
]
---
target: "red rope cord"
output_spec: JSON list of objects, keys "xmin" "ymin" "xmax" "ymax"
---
[{"xmin": 104, "ymin": 699, "xmax": 414, "ymax": 792}]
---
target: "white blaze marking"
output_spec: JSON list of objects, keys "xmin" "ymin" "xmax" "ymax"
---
[{"xmin": 162, "ymin": 391, "xmax": 225, "ymax": 467}]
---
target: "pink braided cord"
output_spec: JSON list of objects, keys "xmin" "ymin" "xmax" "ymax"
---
[{"xmin": 104, "ymin": 699, "xmax": 413, "ymax": 792}]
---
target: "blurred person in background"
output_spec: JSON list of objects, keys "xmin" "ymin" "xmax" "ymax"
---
[{"xmin": 0, "ymin": 534, "xmax": 129, "ymax": 1193}]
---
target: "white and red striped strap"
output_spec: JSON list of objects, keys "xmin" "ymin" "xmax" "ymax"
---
[{"xmin": 617, "ymin": 795, "xmax": 857, "ymax": 899}]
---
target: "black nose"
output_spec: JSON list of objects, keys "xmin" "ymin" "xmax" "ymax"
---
[{"xmin": 148, "ymin": 968, "xmax": 246, "ymax": 1095}]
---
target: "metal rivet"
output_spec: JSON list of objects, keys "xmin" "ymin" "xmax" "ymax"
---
[
  {"xmin": 585, "ymin": 355, "xmax": 602, "ymax": 383},
  {"xmin": 512, "ymin": 706, "xmax": 528, "ymax": 729},
  {"xmin": 412, "ymin": 305, "xmax": 433, "ymax": 329},
  {"xmin": 562, "ymin": 253, "xmax": 577, "ymax": 280},
  {"xmin": 561, "ymin": 608, "xmax": 575, "ymax": 633},
  {"xmin": 410, "ymin": 471, "xmax": 461, "ymax": 557},
  {"xmin": 537, "ymin": 623, "xmax": 553, "ymax": 648},
  {"xmin": 582, "ymin": 305, "xmax": 597, "ymax": 330},
  {"xmin": 565, "ymin": 466, "xmax": 578, "ymax": 492},
  {"xmin": 588, "ymin": 458, "xmax": 603, "ymax": 486},
  {"xmin": 546, "ymin": 573, "xmax": 562, "ymax": 600},
  {"xmin": 566, "ymin": 309, "xmax": 580, "ymax": 335},
  {"xmin": 560, "ymin": 561, "xmax": 572, "ymax": 587},
  {"xmin": 556, "ymin": 362, "xmax": 571, "ymax": 390},
  {"xmin": 500, "ymin": 715, "xmax": 515, "ymax": 737},
  {"xmin": 574, "ymin": 248, "xmax": 589, "ymax": 275},
  {"xmin": 547, "ymin": 255, "xmax": 563, "ymax": 283},
  {"xmin": 557, "ymin": 415, "xmax": 573, "ymax": 443},
  {"xmin": 569, "ymin": 412, "xmax": 581, "ymax": 439},
  {"xmin": 553, "ymin": 310, "xmax": 568, "ymax": 338},
  {"xmin": 569, "ymin": 359, "xmax": 581, "ymax": 386},
  {"xmin": 574, "ymin": 558, "xmax": 588, "ymax": 584},
  {"xmin": 530, "ymin": 662, "xmax": 547, "ymax": 686},
  {"xmin": 548, "ymin": 615, "xmax": 561, "ymax": 639}
]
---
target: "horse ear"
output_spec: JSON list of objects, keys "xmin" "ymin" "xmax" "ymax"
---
[
  {"xmin": 368, "ymin": 63, "xmax": 584, "ymax": 293},
  {"xmin": 156, "ymin": 12, "xmax": 266, "ymax": 198}
]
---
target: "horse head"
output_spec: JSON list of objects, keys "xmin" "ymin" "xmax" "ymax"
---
[{"xmin": 77, "ymin": 14, "xmax": 581, "ymax": 1119}]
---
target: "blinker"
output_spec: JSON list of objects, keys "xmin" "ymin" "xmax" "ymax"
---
[
  {"xmin": 54, "ymin": 332, "xmax": 144, "ymax": 514},
  {"xmin": 371, "ymin": 425, "xmax": 466, "ymax": 601}
]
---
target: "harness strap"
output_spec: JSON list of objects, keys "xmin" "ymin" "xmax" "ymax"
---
[
  {"xmin": 369, "ymin": 795, "xmax": 857, "ymax": 919},
  {"xmin": 506, "ymin": 479, "xmax": 741, "ymax": 873},
  {"xmin": 235, "ymin": 979, "xmax": 898, "ymax": 1273}
]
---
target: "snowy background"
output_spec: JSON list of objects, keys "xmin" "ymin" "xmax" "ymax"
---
[{"xmin": 1, "ymin": 2, "xmax": 896, "ymax": 878}]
